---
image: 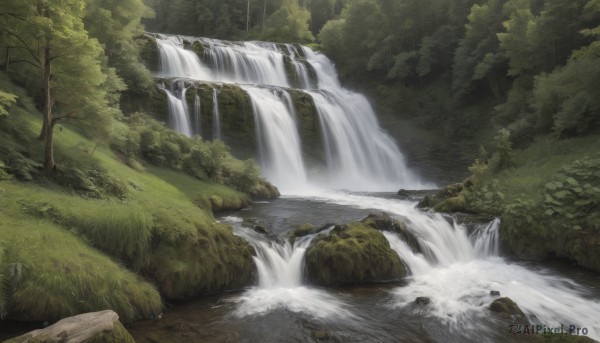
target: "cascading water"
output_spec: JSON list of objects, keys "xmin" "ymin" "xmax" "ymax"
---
[
  {"xmin": 151, "ymin": 33, "xmax": 423, "ymax": 191},
  {"xmin": 150, "ymin": 33, "xmax": 600, "ymax": 341},
  {"xmin": 161, "ymin": 82, "xmax": 192, "ymax": 138},
  {"xmin": 212, "ymin": 87, "xmax": 221, "ymax": 141},
  {"xmin": 298, "ymin": 191, "xmax": 600, "ymax": 340},
  {"xmin": 193, "ymin": 94, "xmax": 201, "ymax": 135},
  {"xmin": 243, "ymin": 86, "xmax": 307, "ymax": 191},
  {"xmin": 222, "ymin": 217, "xmax": 351, "ymax": 319}
]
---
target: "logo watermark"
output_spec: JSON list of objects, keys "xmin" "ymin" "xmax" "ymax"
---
[{"xmin": 510, "ymin": 323, "xmax": 589, "ymax": 336}]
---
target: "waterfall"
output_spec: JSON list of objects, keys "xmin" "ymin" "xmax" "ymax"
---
[
  {"xmin": 212, "ymin": 87, "xmax": 221, "ymax": 141},
  {"xmin": 243, "ymin": 86, "xmax": 307, "ymax": 190},
  {"xmin": 223, "ymin": 217, "xmax": 351, "ymax": 319},
  {"xmin": 193, "ymin": 94, "xmax": 201, "ymax": 135},
  {"xmin": 161, "ymin": 82, "xmax": 193, "ymax": 138},
  {"xmin": 150, "ymin": 33, "xmax": 425, "ymax": 191}
]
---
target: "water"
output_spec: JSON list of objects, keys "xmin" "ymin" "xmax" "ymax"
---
[
  {"xmin": 224, "ymin": 221, "xmax": 352, "ymax": 319},
  {"xmin": 212, "ymin": 87, "xmax": 221, "ymax": 141},
  {"xmin": 161, "ymin": 81, "xmax": 192, "ymax": 137},
  {"xmin": 129, "ymin": 194, "xmax": 600, "ymax": 343},
  {"xmin": 243, "ymin": 86, "xmax": 307, "ymax": 191},
  {"xmin": 144, "ymin": 33, "xmax": 600, "ymax": 342},
  {"xmin": 193, "ymin": 94, "xmax": 201, "ymax": 135},
  {"xmin": 151, "ymin": 33, "xmax": 425, "ymax": 191}
]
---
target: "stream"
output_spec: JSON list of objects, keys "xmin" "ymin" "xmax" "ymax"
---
[{"xmin": 129, "ymin": 191, "xmax": 600, "ymax": 343}]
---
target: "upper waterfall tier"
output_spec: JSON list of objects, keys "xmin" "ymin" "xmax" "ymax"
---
[
  {"xmin": 147, "ymin": 32, "xmax": 426, "ymax": 191},
  {"xmin": 150, "ymin": 33, "xmax": 315, "ymax": 89}
]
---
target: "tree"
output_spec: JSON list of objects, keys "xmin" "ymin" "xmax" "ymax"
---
[
  {"xmin": 261, "ymin": 0, "xmax": 314, "ymax": 43},
  {"xmin": 0, "ymin": 0, "xmax": 111, "ymax": 174}
]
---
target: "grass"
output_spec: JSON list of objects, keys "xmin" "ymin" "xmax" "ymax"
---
[
  {"xmin": 0, "ymin": 198, "xmax": 162, "ymax": 323},
  {"xmin": 487, "ymin": 134, "xmax": 600, "ymax": 204},
  {"xmin": 0, "ymin": 75, "xmax": 257, "ymax": 324}
]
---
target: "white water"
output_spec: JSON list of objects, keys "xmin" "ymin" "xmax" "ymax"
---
[
  {"xmin": 285, "ymin": 191, "xmax": 600, "ymax": 340},
  {"xmin": 193, "ymin": 94, "xmax": 201, "ymax": 135},
  {"xmin": 243, "ymin": 86, "xmax": 307, "ymax": 191},
  {"xmin": 223, "ymin": 217, "xmax": 352, "ymax": 319},
  {"xmin": 212, "ymin": 87, "xmax": 221, "ymax": 141},
  {"xmin": 162, "ymin": 83, "xmax": 192, "ymax": 138},
  {"xmin": 151, "ymin": 33, "xmax": 424, "ymax": 191}
]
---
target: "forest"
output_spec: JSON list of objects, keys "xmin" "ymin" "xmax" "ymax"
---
[{"xmin": 0, "ymin": 0, "xmax": 599, "ymax": 342}]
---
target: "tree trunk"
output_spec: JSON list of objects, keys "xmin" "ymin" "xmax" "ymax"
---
[
  {"xmin": 262, "ymin": 0, "xmax": 267, "ymax": 30},
  {"xmin": 246, "ymin": 0, "xmax": 250, "ymax": 32},
  {"xmin": 4, "ymin": 46, "xmax": 10, "ymax": 72},
  {"xmin": 41, "ymin": 46, "xmax": 54, "ymax": 175}
]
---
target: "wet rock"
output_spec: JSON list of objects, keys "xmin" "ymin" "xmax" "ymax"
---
[
  {"xmin": 417, "ymin": 183, "xmax": 466, "ymax": 213},
  {"xmin": 360, "ymin": 213, "xmax": 421, "ymax": 254},
  {"xmin": 489, "ymin": 297, "xmax": 525, "ymax": 318},
  {"xmin": 305, "ymin": 221, "xmax": 406, "ymax": 286},
  {"xmin": 311, "ymin": 330, "xmax": 332, "ymax": 341},
  {"xmin": 4, "ymin": 310, "xmax": 134, "ymax": 343},
  {"xmin": 291, "ymin": 223, "xmax": 317, "ymax": 237},
  {"xmin": 415, "ymin": 297, "xmax": 431, "ymax": 305},
  {"xmin": 490, "ymin": 290, "xmax": 501, "ymax": 297},
  {"xmin": 253, "ymin": 225, "xmax": 271, "ymax": 235}
]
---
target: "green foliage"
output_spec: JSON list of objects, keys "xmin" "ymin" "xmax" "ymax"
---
[
  {"xmin": 0, "ymin": 91, "xmax": 17, "ymax": 118},
  {"xmin": 489, "ymin": 128, "xmax": 516, "ymax": 171},
  {"xmin": 541, "ymin": 158, "xmax": 600, "ymax": 231},
  {"xmin": 261, "ymin": 0, "xmax": 314, "ymax": 43},
  {"xmin": 532, "ymin": 57, "xmax": 600, "ymax": 137}
]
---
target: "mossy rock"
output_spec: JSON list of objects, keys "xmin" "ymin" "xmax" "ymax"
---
[
  {"xmin": 417, "ymin": 183, "xmax": 464, "ymax": 211},
  {"xmin": 305, "ymin": 222, "xmax": 406, "ymax": 286},
  {"xmin": 292, "ymin": 223, "xmax": 317, "ymax": 237},
  {"xmin": 360, "ymin": 213, "xmax": 421, "ymax": 253},
  {"xmin": 138, "ymin": 35, "xmax": 160, "ymax": 73},
  {"xmin": 150, "ymin": 224, "xmax": 255, "ymax": 299},
  {"xmin": 248, "ymin": 179, "xmax": 280, "ymax": 199},
  {"xmin": 433, "ymin": 194, "xmax": 467, "ymax": 213},
  {"xmin": 489, "ymin": 297, "xmax": 525, "ymax": 318}
]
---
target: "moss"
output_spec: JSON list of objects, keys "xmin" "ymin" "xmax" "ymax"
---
[
  {"xmin": 150, "ymin": 224, "xmax": 255, "ymax": 298},
  {"xmin": 433, "ymin": 194, "xmax": 467, "ymax": 213},
  {"xmin": 288, "ymin": 89, "xmax": 324, "ymax": 166},
  {"xmin": 489, "ymin": 297, "xmax": 525, "ymax": 318},
  {"xmin": 292, "ymin": 223, "xmax": 317, "ymax": 237},
  {"xmin": 360, "ymin": 213, "xmax": 421, "ymax": 253},
  {"xmin": 305, "ymin": 222, "xmax": 406, "ymax": 286},
  {"xmin": 138, "ymin": 35, "xmax": 160, "ymax": 73}
]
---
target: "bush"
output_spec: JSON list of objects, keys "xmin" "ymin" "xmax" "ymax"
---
[{"xmin": 489, "ymin": 128, "xmax": 516, "ymax": 171}]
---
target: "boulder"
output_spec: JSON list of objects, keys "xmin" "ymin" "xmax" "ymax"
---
[
  {"xmin": 489, "ymin": 297, "xmax": 525, "ymax": 318},
  {"xmin": 417, "ymin": 183, "xmax": 466, "ymax": 212},
  {"xmin": 291, "ymin": 223, "xmax": 317, "ymax": 238},
  {"xmin": 4, "ymin": 310, "xmax": 134, "ymax": 343},
  {"xmin": 360, "ymin": 213, "xmax": 421, "ymax": 253},
  {"xmin": 415, "ymin": 297, "xmax": 431, "ymax": 305},
  {"xmin": 305, "ymin": 222, "xmax": 406, "ymax": 286}
]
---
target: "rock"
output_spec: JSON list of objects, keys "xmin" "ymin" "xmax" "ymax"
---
[
  {"xmin": 311, "ymin": 330, "xmax": 331, "ymax": 341},
  {"xmin": 291, "ymin": 223, "xmax": 317, "ymax": 237},
  {"xmin": 415, "ymin": 297, "xmax": 431, "ymax": 305},
  {"xmin": 305, "ymin": 222, "xmax": 406, "ymax": 286},
  {"xmin": 360, "ymin": 213, "xmax": 421, "ymax": 253},
  {"xmin": 253, "ymin": 225, "xmax": 271, "ymax": 235},
  {"xmin": 5, "ymin": 310, "xmax": 134, "ymax": 343},
  {"xmin": 489, "ymin": 297, "xmax": 525, "ymax": 318},
  {"xmin": 416, "ymin": 183, "xmax": 465, "ymax": 212},
  {"xmin": 490, "ymin": 290, "xmax": 501, "ymax": 297}
]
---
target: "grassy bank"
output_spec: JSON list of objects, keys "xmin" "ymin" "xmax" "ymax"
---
[
  {"xmin": 429, "ymin": 133, "xmax": 600, "ymax": 270},
  {"xmin": 0, "ymin": 77, "xmax": 262, "ymax": 324}
]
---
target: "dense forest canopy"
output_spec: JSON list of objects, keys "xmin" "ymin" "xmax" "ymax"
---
[{"xmin": 319, "ymin": 0, "xmax": 600, "ymax": 144}]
